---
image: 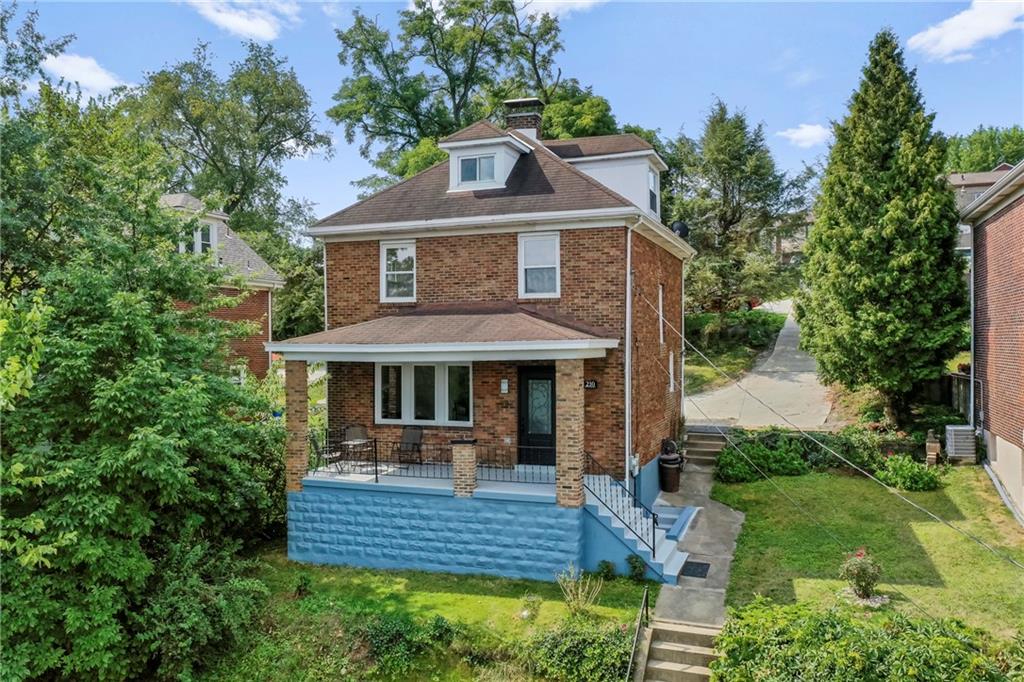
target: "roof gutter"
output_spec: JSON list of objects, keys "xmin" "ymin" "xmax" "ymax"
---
[{"xmin": 960, "ymin": 160, "xmax": 1024, "ymax": 223}]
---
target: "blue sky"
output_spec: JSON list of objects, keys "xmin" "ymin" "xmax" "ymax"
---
[{"xmin": 28, "ymin": 1, "xmax": 1024, "ymax": 221}]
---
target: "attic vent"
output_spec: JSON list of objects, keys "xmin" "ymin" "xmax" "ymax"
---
[{"xmin": 945, "ymin": 425, "xmax": 976, "ymax": 463}]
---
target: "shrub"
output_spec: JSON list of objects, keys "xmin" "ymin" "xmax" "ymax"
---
[
  {"xmin": 528, "ymin": 618, "xmax": 632, "ymax": 682},
  {"xmin": 715, "ymin": 432, "xmax": 810, "ymax": 483},
  {"xmin": 357, "ymin": 612, "xmax": 427, "ymax": 676},
  {"xmin": 876, "ymin": 455, "xmax": 945, "ymax": 491},
  {"xmin": 807, "ymin": 426, "xmax": 886, "ymax": 473},
  {"xmin": 594, "ymin": 560, "xmax": 617, "ymax": 580},
  {"xmin": 626, "ymin": 554, "xmax": 647, "ymax": 583},
  {"xmin": 839, "ymin": 547, "xmax": 881, "ymax": 598},
  {"xmin": 294, "ymin": 572, "xmax": 313, "ymax": 598},
  {"xmin": 557, "ymin": 564, "xmax": 603, "ymax": 616},
  {"xmin": 519, "ymin": 593, "xmax": 543, "ymax": 622},
  {"xmin": 425, "ymin": 615, "xmax": 457, "ymax": 647},
  {"xmin": 713, "ymin": 597, "xmax": 1007, "ymax": 681}
]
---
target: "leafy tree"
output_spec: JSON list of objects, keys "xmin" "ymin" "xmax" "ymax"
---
[
  {"xmin": 672, "ymin": 99, "xmax": 811, "ymax": 310},
  {"xmin": 133, "ymin": 41, "xmax": 332, "ymax": 339},
  {"xmin": 797, "ymin": 30, "xmax": 966, "ymax": 424},
  {"xmin": 944, "ymin": 124, "xmax": 1024, "ymax": 173},
  {"xmin": 541, "ymin": 80, "xmax": 617, "ymax": 139},
  {"xmin": 0, "ymin": 1, "xmax": 72, "ymax": 105},
  {"xmin": 1, "ymin": 84, "xmax": 283, "ymax": 681}
]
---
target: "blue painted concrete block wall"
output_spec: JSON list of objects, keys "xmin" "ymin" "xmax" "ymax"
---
[
  {"xmin": 635, "ymin": 456, "xmax": 660, "ymax": 508},
  {"xmin": 582, "ymin": 508, "xmax": 662, "ymax": 581},
  {"xmin": 288, "ymin": 480, "xmax": 583, "ymax": 582}
]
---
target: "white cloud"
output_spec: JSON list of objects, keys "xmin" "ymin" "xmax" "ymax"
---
[
  {"xmin": 777, "ymin": 123, "xmax": 831, "ymax": 149},
  {"xmin": 186, "ymin": 1, "xmax": 301, "ymax": 41},
  {"xmin": 787, "ymin": 67, "xmax": 820, "ymax": 88},
  {"xmin": 521, "ymin": 0, "xmax": 608, "ymax": 18},
  {"xmin": 908, "ymin": 0, "xmax": 1024, "ymax": 63},
  {"xmin": 42, "ymin": 54, "xmax": 126, "ymax": 98}
]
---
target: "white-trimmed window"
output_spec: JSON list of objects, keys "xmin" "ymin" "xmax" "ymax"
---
[
  {"xmin": 518, "ymin": 232, "xmax": 560, "ymax": 298},
  {"xmin": 668, "ymin": 351, "xmax": 675, "ymax": 393},
  {"xmin": 459, "ymin": 155, "xmax": 495, "ymax": 184},
  {"xmin": 380, "ymin": 240, "xmax": 416, "ymax": 302},
  {"xmin": 374, "ymin": 363, "xmax": 472, "ymax": 426},
  {"xmin": 180, "ymin": 222, "xmax": 217, "ymax": 255},
  {"xmin": 658, "ymin": 284, "xmax": 665, "ymax": 344},
  {"xmin": 648, "ymin": 168, "xmax": 659, "ymax": 213}
]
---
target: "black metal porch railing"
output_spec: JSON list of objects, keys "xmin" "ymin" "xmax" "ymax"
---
[
  {"xmin": 475, "ymin": 444, "xmax": 557, "ymax": 484},
  {"xmin": 624, "ymin": 586, "xmax": 650, "ymax": 682},
  {"xmin": 583, "ymin": 451, "xmax": 659, "ymax": 558},
  {"xmin": 308, "ymin": 429, "xmax": 453, "ymax": 482}
]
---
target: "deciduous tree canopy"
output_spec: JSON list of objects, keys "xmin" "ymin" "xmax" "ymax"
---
[{"xmin": 945, "ymin": 124, "xmax": 1024, "ymax": 173}]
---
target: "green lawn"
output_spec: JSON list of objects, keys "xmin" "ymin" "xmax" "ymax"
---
[
  {"xmin": 683, "ymin": 310, "xmax": 788, "ymax": 395},
  {"xmin": 712, "ymin": 468, "xmax": 1024, "ymax": 638},
  {"xmin": 684, "ymin": 345, "xmax": 763, "ymax": 394},
  {"xmin": 201, "ymin": 547, "xmax": 648, "ymax": 681},
  {"xmin": 947, "ymin": 350, "xmax": 971, "ymax": 373}
]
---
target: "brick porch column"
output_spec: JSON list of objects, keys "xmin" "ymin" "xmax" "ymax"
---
[
  {"xmin": 285, "ymin": 360, "xmax": 309, "ymax": 493},
  {"xmin": 451, "ymin": 439, "xmax": 477, "ymax": 497},
  {"xmin": 555, "ymin": 358, "xmax": 585, "ymax": 508}
]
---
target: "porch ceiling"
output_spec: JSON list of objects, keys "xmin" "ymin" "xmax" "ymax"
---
[{"xmin": 266, "ymin": 303, "xmax": 619, "ymax": 362}]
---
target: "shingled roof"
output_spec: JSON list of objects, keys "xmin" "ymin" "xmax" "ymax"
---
[
  {"xmin": 543, "ymin": 133, "xmax": 654, "ymax": 159},
  {"xmin": 439, "ymin": 120, "xmax": 508, "ymax": 143},
  {"xmin": 315, "ymin": 129, "xmax": 635, "ymax": 228}
]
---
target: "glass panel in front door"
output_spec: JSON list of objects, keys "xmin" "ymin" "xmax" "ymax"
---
[{"xmin": 527, "ymin": 379, "xmax": 552, "ymax": 435}]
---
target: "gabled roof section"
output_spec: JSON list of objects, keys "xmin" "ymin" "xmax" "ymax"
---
[
  {"xmin": 542, "ymin": 133, "xmax": 654, "ymax": 159},
  {"xmin": 439, "ymin": 120, "xmax": 507, "ymax": 143},
  {"xmin": 315, "ymin": 128, "xmax": 634, "ymax": 228}
]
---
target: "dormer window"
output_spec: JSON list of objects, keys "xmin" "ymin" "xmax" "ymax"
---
[
  {"xmin": 459, "ymin": 155, "xmax": 496, "ymax": 184},
  {"xmin": 648, "ymin": 168, "xmax": 659, "ymax": 213},
  {"xmin": 180, "ymin": 222, "xmax": 218, "ymax": 255}
]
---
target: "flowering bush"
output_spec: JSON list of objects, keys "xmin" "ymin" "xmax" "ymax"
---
[{"xmin": 840, "ymin": 548, "xmax": 881, "ymax": 598}]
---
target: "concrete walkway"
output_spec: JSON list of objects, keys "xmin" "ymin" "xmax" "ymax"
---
[
  {"xmin": 685, "ymin": 300, "xmax": 832, "ymax": 429},
  {"xmin": 654, "ymin": 463, "xmax": 744, "ymax": 626}
]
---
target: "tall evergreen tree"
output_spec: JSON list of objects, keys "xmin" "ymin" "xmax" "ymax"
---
[{"xmin": 796, "ymin": 30, "xmax": 966, "ymax": 424}]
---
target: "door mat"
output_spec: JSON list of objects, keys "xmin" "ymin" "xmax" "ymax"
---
[{"xmin": 680, "ymin": 561, "xmax": 711, "ymax": 579}]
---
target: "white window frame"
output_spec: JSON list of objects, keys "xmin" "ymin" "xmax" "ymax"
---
[
  {"xmin": 380, "ymin": 240, "xmax": 416, "ymax": 303},
  {"xmin": 458, "ymin": 154, "xmax": 496, "ymax": 186},
  {"xmin": 658, "ymin": 284, "xmax": 665, "ymax": 344},
  {"xmin": 648, "ymin": 168, "xmax": 659, "ymax": 214},
  {"xmin": 374, "ymin": 362, "xmax": 473, "ymax": 427},
  {"xmin": 668, "ymin": 351, "xmax": 675, "ymax": 393},
  {"xmin": 517, "ymin": 232, "xmax": 561, "ymax": 299},
  {"xmin": 179, "ymin": 221, "xmax": 219, "ymax": 256}
]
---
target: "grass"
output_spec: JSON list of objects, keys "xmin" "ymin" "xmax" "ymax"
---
[
  {"xmin": 201, "ymin": 546, "xmax": 648, "ymax": 681},
  {"xmin": 683, "ymin": 310, "xmax": 788, "ymax": 395},
  {"xmin": 947, "ymin": 350, "xmax": 971, "ymax": 373},
  {"xmin": 712, "ymin": 467, "xmax": 1024, "ymax": 638}
]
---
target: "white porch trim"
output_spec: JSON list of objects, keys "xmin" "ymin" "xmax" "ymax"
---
[{"xmin": 264, "ymin": 338, "xmax": 619, "ymax": 363}]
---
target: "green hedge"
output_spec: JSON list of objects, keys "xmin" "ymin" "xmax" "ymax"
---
[
  {"xmin": 713, "ymin": 597, "xmax": 1019, "ymax": 681},
  {"xmin": 686, "ymin": 310, "xmax": 788, "ymax": 350}
]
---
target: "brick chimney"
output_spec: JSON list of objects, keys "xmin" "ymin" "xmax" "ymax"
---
[{"xmin": 504, "ymin": 97, "xmax": 544, "ymax": 140}]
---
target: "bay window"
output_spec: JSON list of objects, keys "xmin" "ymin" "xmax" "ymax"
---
[{"xmin": 375, "ymin": 363, "xmax": 472, "ymax": 426}]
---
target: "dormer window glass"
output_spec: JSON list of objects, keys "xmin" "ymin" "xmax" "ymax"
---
[
  {"xmin": 648, "ymin": 168, "xmax": 659, "ymax": 213},
  {"xmin": 459, "ymin": 155, "xmax": 495, "ymax": 184},
  {"xmin": 180, "ymin": 222, "xmax": 218, "ymax": 255}
]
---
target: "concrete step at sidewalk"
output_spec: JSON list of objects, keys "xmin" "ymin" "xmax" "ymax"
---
[
  {"xmin": 649, "ymin": 640, "xmax": 719, "ymax": 667},
  {"xmin": 644, "ymin": 659, "xmax": 712, "ymax": 682},
  {"xmin": 684, "ymin": 433, "xmax": 728, "ymax": 446},
  {"xmin": 650, "ymin": 621, "xmax": 721, "ymax": 648},
  {"xmin": 683, "ymin": 442, "xmax": 726, "ymax": 455}
]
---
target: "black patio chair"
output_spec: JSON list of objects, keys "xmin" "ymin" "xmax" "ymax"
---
[
  {"xmin": 391, "ymin": 425, "xmax": 424, "ymax": 464},
  {"xmin": 341, "ymin": 424, "xmax": 374, "ymax": 463}
]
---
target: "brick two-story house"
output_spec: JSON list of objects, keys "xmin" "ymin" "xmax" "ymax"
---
[
  {"xmin": 960, "ymin": 161, "xmax": 1024, "ymax": 520},
  {"xmin": 269, "ymin": 99, "xmax": 699, "ymax": 582},
  {"xmin": 161, "ymin": 193, "xmax": 284, "ymax": 378}
]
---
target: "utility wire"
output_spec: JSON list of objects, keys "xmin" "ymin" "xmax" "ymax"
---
[{"xmin": 637, "ymin": 291, "xmax": 1024, "ymax": 572}]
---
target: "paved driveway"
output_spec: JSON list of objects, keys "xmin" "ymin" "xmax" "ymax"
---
[{"xmin": 684, "ymin": 300, "xmax": 833, "ymax": 428}]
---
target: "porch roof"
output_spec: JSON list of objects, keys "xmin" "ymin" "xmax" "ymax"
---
[{"xmin": 266, "ymin": 303, "xmax": 620, "ymax": 362}]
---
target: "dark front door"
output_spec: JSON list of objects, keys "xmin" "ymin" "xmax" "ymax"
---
[{"xmin": 518, "ymin": 366, "xmax": 556, "ymax": 465}]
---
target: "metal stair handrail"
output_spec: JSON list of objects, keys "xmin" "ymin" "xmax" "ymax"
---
[
  {"xmin": 624, "ymin": 586, "xmax": 650, "ymax": 682},
  {"xmin": 583, "ymin": 451, "xmax": 659, "ymax": 557}
]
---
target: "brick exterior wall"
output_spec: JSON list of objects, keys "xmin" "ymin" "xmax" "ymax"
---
[
  {"xmin": 322, "ymin": 226, "xmax": 682, "ymax": 477},
  {"xmin": 555, "ymin": 359, "xmax": 585, "ymax": 507},
  {"xmin": 284, "ymin": 360, "xmax": 309, "ymax": 492},
  {"xmin": 974, "ymin": 194, "xmax": 1024, "ymax": 508},
  {"xmin": 211, "ymin": 287, "xmax": 272, "ymax": 378},
  {"xmin": 630, "ymin": 232, "xmax": 683, "ymax": 468}
]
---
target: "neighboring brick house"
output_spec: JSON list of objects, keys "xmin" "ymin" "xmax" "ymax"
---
[
  {"xmin": 269, "ymin": 99, "xmax": 699, "ymax": 583},
  {"xmin": 161, "ymin": 193, "xmax": 284, "ymax": 378},
  {"xmin": 949, "ymin": 164, "xmax": 1012, "ymax": 253},
  {"xmin": 959, "ymin": 160, "xmax": 1024, "ymax": 519}
]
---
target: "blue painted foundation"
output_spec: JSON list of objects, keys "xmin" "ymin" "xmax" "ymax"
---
[
  {"xmin": 581, "ymin": 507, "xmax": 663, "ymax": 581},
  {"xmin": 635, "ymin": 456, "xmax": 661, "ymax": 509},
  {"xmin": 288, "ymin": 478, "xmax": 583, "ymax": 582}
]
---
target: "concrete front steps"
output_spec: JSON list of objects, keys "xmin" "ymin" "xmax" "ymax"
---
[
  {"xmin": 583, "ymin": 475, "xmax": 698, "ymax": 584},
  {"xmin": 642, "ymin": 620, "xmax": 721, "ymax": 682},
  {"xmin": 682, "ymin": 430, "xmax": 728, "ymax": 467}
]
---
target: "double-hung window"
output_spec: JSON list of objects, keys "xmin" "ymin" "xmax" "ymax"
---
[
  {"xmin": 648, "ymin": 168, "xmax": 659, "ymax": 213},
  {"xmin": 180, "ymin": 223, "xmax": 216, "ymax": 255},
  {"xmin": 380, "ymin": 240, "xmax": 416, "ymax": 302},
  {"xmin": 518, "ymin": 232, "xmax": 560, "ymax": 298},
  {"xmin": 459, "ymin": 155, "xmax": 495, "ymax": 184},
  {"xmin": 375, "ymin": 363, "xmax": 472, "ymax": 426}
]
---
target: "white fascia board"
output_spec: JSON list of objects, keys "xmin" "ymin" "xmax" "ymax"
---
[
  {"xmin": 566, "ymin": 150, "xmax": 669, "ymax": 172},
  {"xmin": 961, "ymin": 161, "xmax": 1024, "ymax": 223},
  {"xmin": 635, "ymin": 215, "xmax": 697, "ymax": 261},
  {"xmin": 265, "ymin": 338, "xmax": 619, "ymax": 363},
  {"xmin": 438, "ymin": 136, "xmax": 531, "ymax": 153},
  {"xmin": 309, "ymin": 207, "xmax": 640, "ymax": 239}
]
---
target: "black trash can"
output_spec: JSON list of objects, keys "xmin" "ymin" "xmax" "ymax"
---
[{"xmin": 659, "ymin": 452, "xmax": 681, "ymax": 493}]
